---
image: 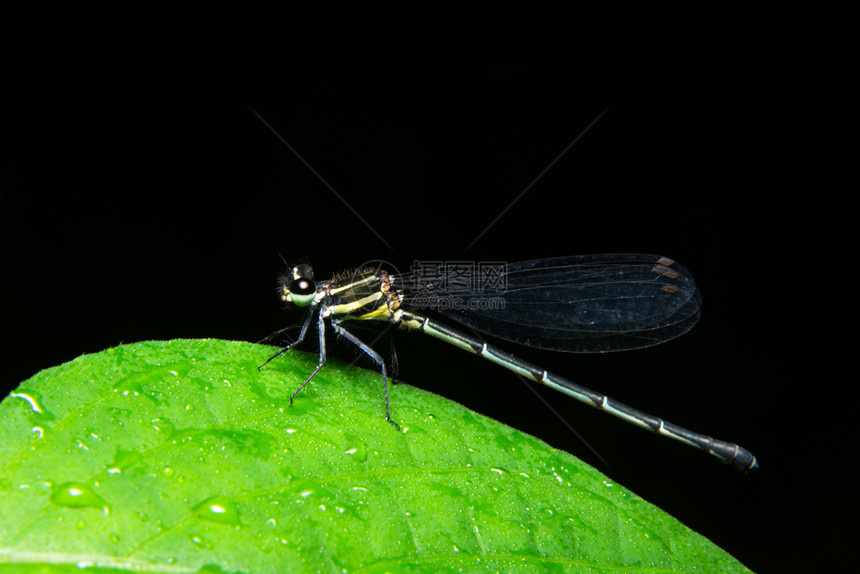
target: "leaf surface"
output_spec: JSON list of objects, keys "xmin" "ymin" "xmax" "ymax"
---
[{"xmin": 0, "ymin": 340, "xmax": 753, "ymax": 573}]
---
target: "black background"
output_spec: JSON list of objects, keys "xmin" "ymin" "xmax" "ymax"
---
[{"xmin": 3, "ymin": 5, "xmax": 856, "ymax": 572}]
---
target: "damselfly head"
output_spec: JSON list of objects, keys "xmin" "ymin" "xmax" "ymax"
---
[{"xmin": 279, "ymin": 264, "xmax": 317, "ymax": 307}]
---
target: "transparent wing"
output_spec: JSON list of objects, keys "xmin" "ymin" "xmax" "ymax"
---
[{"xmin": 404, "ymin": 254, "xmax": 701, "ymax": 353}]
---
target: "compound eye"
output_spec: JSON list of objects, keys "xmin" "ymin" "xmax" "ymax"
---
[
  {"xmin": 290, "ymin": 278, "xmax": 314, "ymax": 296},
  {"xmin": 287, "ymin": 277, "xmax": 316, "ymax": 306}
]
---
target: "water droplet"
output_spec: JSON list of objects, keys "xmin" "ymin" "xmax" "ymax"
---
[
  {"xmin": 189, "ymin": 534, "xmax": 214, "ymax": 550},
  {"xmin": 108, "ymin": 533, "xmax": 120, "ymax": 543},
  {"xmin": 343, "ymin": 444, "xmax": 367, "ymax": 462},
  {"xmin": 150, "ymin": 417, "xmax": 175, "ymax": 436},
  {"xmin": 107, "ymin": 448, "xmax": 141, "ymax": 474},
  {"xmin": 50, "ymin": 482, "xmax": 108, "ymax": 513},
  {"xmin": 285, "ymin": 478, "xmax": 332, "ymax": 503},
  {"xmin": 113, "ymin": 380, "xmax": 143, "ymax": 398},
  {"xmin": 191, "ymin": 495, "xmax": 241, "ymax": 526},
  {"xmin": 11, "ymin": 390, "xmax": 55, "ymax": 421},
  {"xmin": 161, "ymin": 466, "xmax": 176, "ymax": 479}
]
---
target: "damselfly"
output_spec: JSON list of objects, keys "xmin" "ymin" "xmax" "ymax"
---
[{"xmin": 259, "ymin": 254, "xmax": 757, "ymax": 472}]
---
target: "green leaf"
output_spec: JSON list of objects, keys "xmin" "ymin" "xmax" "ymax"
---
[{"xmin": 0, "ymin": 340, "xmax": 753, "ymax": 573}]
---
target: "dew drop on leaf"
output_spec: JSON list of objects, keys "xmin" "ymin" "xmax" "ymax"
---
[
  {"xmin": 50, "ymin": 481, "xmax": 108, "ymax": 512},
  {"xmin": 192, "ymin": 494, "xmax": 241, "ymax": 526},
  {"xmin": 11, "ymin": 390, "xmax": 56, "ymax": 421},
  {"xmin": 188, "ymin": 534, "xmax": 215, "ymax": 550},
  {"xmin": 107, "ymin": 448, "xmax": 141, "ymax": 474},
  {"xmin": 343, "ymin": 443, "xmax": 367, "ymax": 461}
]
